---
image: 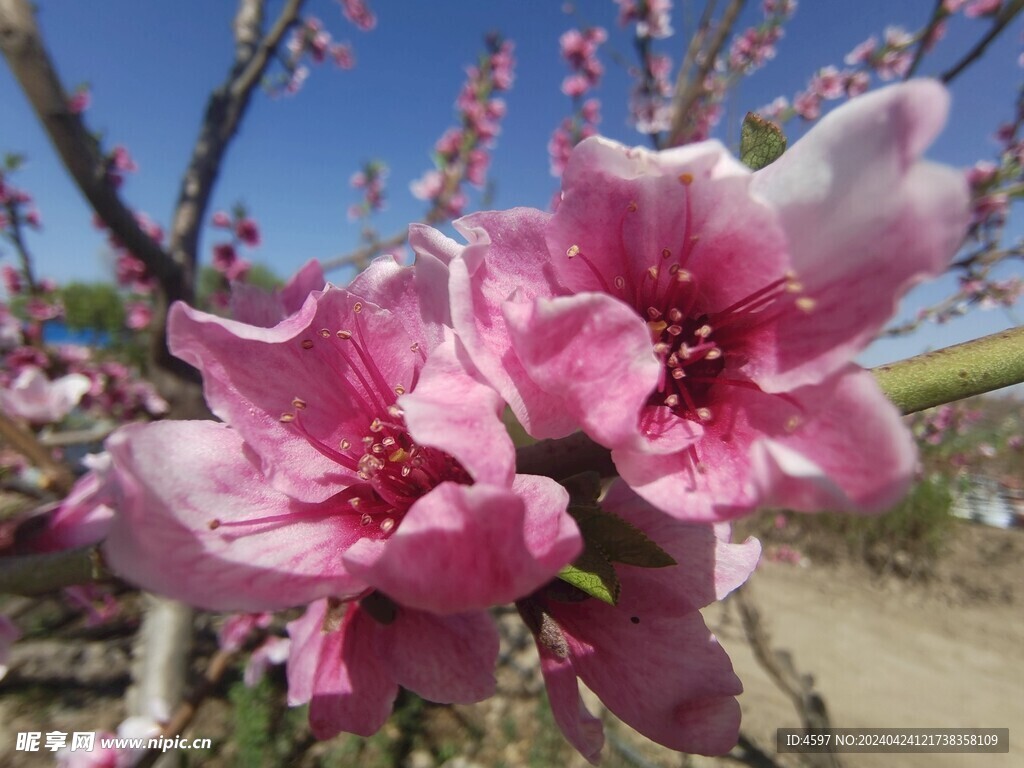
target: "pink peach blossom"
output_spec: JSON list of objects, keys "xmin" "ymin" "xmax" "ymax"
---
[
  {"xmin": 103, "ymin": 230, "xmax": 581, "ymax": 614},
  {"xmin": 286, "ymin": 597, "xmax": 498, "ymax": 737},
  {"xmin": 1, "ymin": 366, "xmax": 90, "ymax": 424},
  {"xmin": 448, "ymin": 81, "xmax": 969, "ymax": 522},
  {"xmin": 519, "ymin": 481, "xmax": 760, "ymax": 761}
]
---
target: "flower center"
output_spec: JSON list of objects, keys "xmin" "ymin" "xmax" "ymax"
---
[{"xmin": 279, "ymin": 309, "xmax": 471, "ymax": 536}]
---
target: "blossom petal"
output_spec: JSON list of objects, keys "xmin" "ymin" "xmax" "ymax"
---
[
  {"xmin": 537, "ymin": 642, "xmax": 604, "ymax": 764},
  {"xmin": 287, "ymin": 600, "xmax": 397, "ymax": 738},
  {"xmin": 750, "ymin": 80, "xmax": 970, "ymax": 389},
  {"xmin": 169, "ymin": 288, "xmax": 419, "ymax": 503},
  {"xmin": 342, "ymin": 480, "xmax": 579, "ymax": 613},
  {"xmin": 383, "ymin": 608, "xmax": 498, "ymax": 703},
  {"xmin": 756, "ymin": 367, "xmax": 917, "ymax": 513},
  {"xmin": 349, "ymin": 230, "xmax": 452, "ymax": 352},
  {"xmin": 400, "ymin": 336, "xmax": 514, "ymax": 486},
  {"xmin": 449, "ymin": 209, "xmax": 580, "ymax": 438},
  {"xmin": 103, "ymin": 422, "xmax": 366, "ymax": 611},
  {"xmin": 552, "ymin": 601, "xmax": 743, "ymax": 755},
  {"xmin": 279, "ymin": 259, "xmax": 326, "ymax": 315},
  {"xmin": 601, "ymin": 480, "xmax": 762, "ymax": 610},
  {"xmin": 503, "ymin": 293, "xmax": 660, "ymax": 449}
]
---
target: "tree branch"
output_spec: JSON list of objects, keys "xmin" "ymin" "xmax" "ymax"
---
[
  {"xmin": 0, "ymin": 408, "xmax": 74, "ymax": 494},
  {"xmin": 0, "ymin": 0, "xmax": 179, "ymax": 288},
  {"xmin": 871, "ymin": 325, "xmax": 1024, "ymax": 414},
  {"xmin": 667, "ymin": 0, "xmax": 746, "ymax": 146},
  {"xmin": 167, "ymin": 0, "xmax": 305, "ymax": 285},
  {"xmin": 941, "ymin": 0, "xmax": 1024, "ymax": 83}
]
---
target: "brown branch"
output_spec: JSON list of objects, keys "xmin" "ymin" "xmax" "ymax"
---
[
  {"xmin": 941, "ymin": 0, "xmax": 1024, "ymax": 83},
  {"xmin": 0, "ymin": 408, "xmax": 74, "ymax": 494},
  {"xmin": 733, "ymin": 584, "xmax": 842, "ymax": 768},
  {"xmin": 0, "ymin": 0, "xmax": 179, "ymax": 288},
  {"xmin": 322, "ymin": 228, "xmax": 411, "ymax": 273},
  {"xmin": 905, "ymin": 0, "xmax": 946, "ymax": 80},
  {"xmin": 135, "ymin": 646, "xmax": 239, "ymax": 768},
  {"xmin": 667, "ymin": 0, "xmax": 747, "ymax": 146},
  {"xmin": 167, "ymin": 0, "xmax": 305, "ymax": 286}
]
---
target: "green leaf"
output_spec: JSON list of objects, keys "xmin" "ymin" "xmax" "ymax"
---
[
  {"xmin": 740, "ymin": 112, "xmax": 787, "ymax": 171},
  {"xmin": 558, "ymin": 546, "xmax": 620, "ymax": 605},
  {"xmin": 569, "ymin": 504, "xmax": 677, "ymax": 569}
]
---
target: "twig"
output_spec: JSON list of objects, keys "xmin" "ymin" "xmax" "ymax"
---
[
  {"xmin": 905, "ymin": 0, "xmax": 946, "ymax": 80},
  {"xmin": 0, "ymin": 408, "xmax": 74, "ymax": 494},
  {"xmin": 134, "ymin": 644, "xmax": 238, "ymax": 768},
  {"xmin": 732, "ymin": 584, "xmax": 841, "ymax": 768},
  {"xmin": 667, "ymin": 0, "xmax": 747, "ymax": 146},
  {"xmin": 322, "ymin": 227, "xmax": 410, "ymax": 274},
  {"xmin": 0, "ymin": 0, "xmax": 179, "ymax": 288},
  {"xmin": 941, "ymin": 0, "xmax": 1024, "ymax": 83}
]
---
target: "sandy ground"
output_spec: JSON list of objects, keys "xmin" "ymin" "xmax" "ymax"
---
[{"xmin": 703, "ymin": 525, "xmax": 1024, "ymax": 768}]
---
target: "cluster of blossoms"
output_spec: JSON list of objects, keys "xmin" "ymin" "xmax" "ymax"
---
[
  {"xmin": 348, "ymin": 160, "xmax": 388, "ymax": 222},
  {"xmin": 36, "ymin": 82, "xmax": 968, "ymax": 762},
  {"xmin": 673, "ymin": 0, "xmax": 797, "ymax": 143},
  {"xmin": 275, "ymin": 1, "xmax": 375, "ymax": 95},
  {"xmin": 210, "ymin": 208, "xmax": 260, "ymax": 278},
  {"xmin": 548, "ymin": 27, "xmax": 605, "ymax": 179},
  {"xmin": 410, "ymin": 36, "xmax": 515, "ymax": 221},
  {"xmin": 616, "ymin": 0, "xmax": 676, "ymax": 136},
  {"xmin": 764, "ymin": 1, "xmax": 1006, "ymax": 125}
]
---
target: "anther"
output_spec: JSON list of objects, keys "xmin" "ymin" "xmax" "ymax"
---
[
  {"xmin": 676, "ymin": 269, "xmax": 692, "ymax": 282},
  {"xmin": 668, "ymin": 308, "xmax": 683, "ymax": 322},
  {"xmin": 380, "ymin": 518, "xmax": 396, "ymax": 534},
  {"xmin": 353, "ymin": 302, "xmax": 363, "ymax": 313},
  {"xmin": 360, "ymin": 514, "xmax": 372, "ymax": 526},
  {"xmin": 695, "ymin": 324, "xmax": 712, "ymax": 338},
  {"xmin": 387, "ymin": 405, "xmax": 403, "ymax": 418},
  {"xmin": 566, "ymin": 244, "xmax": 580, "ymax": 258},
  {"xmin": 647, "ymin": 266, "xmax": 659, "ymax": 280},
  {"xmin": 785, "ymin": 281, "xmax": 803, "ymax": 293},
  {"xmin": 301, "ymin": 339, "xmax": 314, "ymax": 350},
  {"xmin": 279, "ymin": 413, "xmax": 295, "ymax": 423},
  {"xmin": 370, "ymin": 418, "xmax": 383, "ymax": 432},
  {"xmin": 667, "ymin": 324, "xmax": 682, "ymax": 336},
  {"xmin": 785, "ymin": 415, "xmax": 801, "ymax": 432},
  {"xmin": 340, "ymin": 439, "xmax": 351, "ymax": 450},
  {"xmin": 382, "ymin": 437, "xmax": 396, "ymax": 447},
  {"xmin": 679, "ymin": 173, "xmax": 693, "ymax": 185},
  {"xmin": 796, "ymin": 297, "xmax": 817, "ymax": 312},
  {"xmin": 208, "ymin": 519, "xmax": 221, "ymax": 530},
  {"xmin": 697, "ymin": 407, "xmax": 713, "ymax": 421},
  {"xmin": 319, "ymin": 328, "xmax": 331, "ymax": 338},
  {"xmin": 704, "ymin": 348, "xmax": 722, "ymax": 360},
  {"xmin": 646, "ymin": 307, "xmax": 662, "ymax": 319},
  {"xmin": 664, "ymin": 394, "xmax": 680, "ymax": 407},
  {"xmin": 661, "ymin": 248, "xmax": 672, "ymax": 259},
  {"xmin": 394, "ymin": 384, "xmax": 406, "ymax": 395},
  {"xmin": 291, "ymin": 398, "xmax": 307, "ymax": 409},
  {"xmin": 336, "ymin": 330, "xmax": 352, "ymax": 340},
  {"xmin": 672, "ymin": 368, "xmax": 685, "ymax": 379},
  {"xmin": 627, "ymin": 200, "xmax": 638, "ymax": 212},
  {"xmin": 614, "ymin": 276, "xmax": 626, "ymax": 289},
  {"xmin": 349, "ymin": 497, "xmax": 362, "ymax": 508}
]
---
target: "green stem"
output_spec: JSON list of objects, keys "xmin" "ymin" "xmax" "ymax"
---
[
  {"xmin": 871, "ymin": 325, "xmax": 1024, "ymax": 415},
  {"xmin": 0, "ymin": 545, "xmax": 107, "ymax": 595}
]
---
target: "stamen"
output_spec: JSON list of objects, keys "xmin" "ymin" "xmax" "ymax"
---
[
  {"xmin": 336, "ymin": 330, "xmax": 353, "ymax": 340},
  {"xmin": 291, "ymin": 398, "xmax": 307, "ymax": 409},
  {"xmin": 661, "ymin": 248, "xmax": 672, "ymax": 260},
  {"xmin": 566, "ymin": 244, "xmax": 580, "ymax": 258},
  {"xmin": 796, "ymin": 297, "xmax": 817, "ymax": 312},
  {"xmin": 696, "ymin": 407, "xmax": 713, "ymax": 421},
  {"xmin": 679, "ymin": 173, "xmax": 693, "ymax": 185},
  {"xmin": 380, "ymin": 518, "xmax": 396, "ymax": 534},
  {"xmin": 301, "ymin": 339, "xmax": 314, "ymax": 350},
  {"xmin": 319, "ymin": 328, "xmax": 331, "ymax": 338}
]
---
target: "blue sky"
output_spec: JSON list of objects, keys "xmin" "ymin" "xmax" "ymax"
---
[{"xmin": 1, "ymin": 0, "xmax": 1021, "ymax": 367}]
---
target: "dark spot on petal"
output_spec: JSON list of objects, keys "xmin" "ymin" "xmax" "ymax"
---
[{"xmin": 630, "ymin": 616, "xmax": 640, "ymax": 624}]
